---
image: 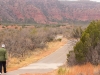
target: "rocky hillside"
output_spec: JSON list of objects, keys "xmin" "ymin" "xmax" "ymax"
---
[{"xmin": 0, "ymin": 0, "xmax": 100, "ymax": 24}]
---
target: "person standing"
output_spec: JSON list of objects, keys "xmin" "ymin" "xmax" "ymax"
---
[{"xmin": 0, "ymin": 44, "xmax": 7, "ymax": 74}]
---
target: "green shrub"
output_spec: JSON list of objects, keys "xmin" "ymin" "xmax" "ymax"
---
[
  {"xmin": 57, "ymin": 38, "xmax": 62, "ymax": 41},
  {"xmin": 58, "ymin": 67, "xmax": 66, "ymax": 75},
  {"xmin": 67, "ymin": 20, "xmax": 100, "ymax": 65}
]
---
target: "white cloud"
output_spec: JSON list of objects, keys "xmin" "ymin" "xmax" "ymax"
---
[
  {"xmin": 91, "ymin": 0, "xmax": 100, "ymax": 2},
  {"xmin": 59, "ymin": 0, "xmax": 100, "ymax": 2}
]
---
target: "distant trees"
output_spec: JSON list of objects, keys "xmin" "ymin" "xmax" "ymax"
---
[{"xmin": 67, "ymin": 21, "xmax": 100, "ymax": 66}]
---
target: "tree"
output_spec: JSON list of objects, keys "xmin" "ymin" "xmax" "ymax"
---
[{"xmin": 67, "ymin": 20, "xmax": 100, "ymax": 66}]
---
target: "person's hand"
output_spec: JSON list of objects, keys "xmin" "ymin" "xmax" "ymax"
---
[
  {"xmin": 6, "ymin": 59, "xmax": 8, "ymax": 61},
  {"xmin": 6, "ymin": 60, "xmax": 8, "ymax": 65}
]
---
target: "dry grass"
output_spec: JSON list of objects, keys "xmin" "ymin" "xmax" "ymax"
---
[
  {"xmin": 66, "ymin": 63, "xmax": 94, "ymax": 75},
  {"xmin": 7, "ymin": 38, "xmax": 67, "ymax": 72},
  {"xmin": 21, "ymin": 70, "xmax": 57, "ymax": 75},
  {"xmin": 21, "ymin": 63, "xmax": 100, "ymax": 75},
  {"xmin": 57, "ymin": 63, "xmax": 100, "ymax": 75}
]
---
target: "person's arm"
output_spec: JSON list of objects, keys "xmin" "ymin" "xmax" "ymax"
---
[
  {"xmin": 5, "ymin": 50, "xmax": 8, "ymax": 65},
  {"xmin": 5, "ymin": 49, "xmax": 8, "ymax": 61}
]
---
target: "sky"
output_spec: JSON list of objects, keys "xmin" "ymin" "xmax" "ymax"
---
[
  {"xmin": 91, "ymin": 0, "xmax": 100, "ymax": 2},
  {"xmin": 59, "ymin": 0, "xmax": 100, "ymax": 2}
]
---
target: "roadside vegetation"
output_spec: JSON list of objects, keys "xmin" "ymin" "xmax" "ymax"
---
[
  {"xmin": 56, "ymin": 64, "xmax": 100, "ymax": 75},
  {"xmin": 25, "ymin": 63, "xmax": 99, "ymax": 75}
]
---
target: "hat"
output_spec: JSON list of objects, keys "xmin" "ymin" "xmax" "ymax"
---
[{"xmin": 2, "ymin": 44, "xmax": 5, "ymax": 48}]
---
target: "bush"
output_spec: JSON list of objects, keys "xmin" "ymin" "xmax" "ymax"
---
[
  {"xmin": 71, "ymin": 26, "xmax": 83, "ymax": 39},
  {"xmin": 58, "ymin": 67, "xmax": 67, "ymax": 75},
  {"xmin": 2, "ymin": 26, "xmax": 5, "ymax": 28},
  {"xmin": 67, "ymin": 20, "xmax": 100, "ymax": 66}
]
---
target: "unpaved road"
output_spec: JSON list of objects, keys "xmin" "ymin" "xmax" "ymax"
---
[{"xmin": 2, "ymin": 39, "xmax": 76, "ymax": 75}]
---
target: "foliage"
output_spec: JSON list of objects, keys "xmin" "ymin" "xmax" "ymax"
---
[
  {"xmin": 67, "ymin": 20, "xmax": 100, "ymax": 65},
  {"xmin": 71, "ymin": 26, "xmax": 83, "ymax": 39},
  {"xmin": 58, "ymin": 67, "xmax": 67, "ymax": 75}
]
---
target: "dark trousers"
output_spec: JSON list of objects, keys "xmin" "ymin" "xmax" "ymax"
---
[{"xmin": 0, "ymin": 61, "xmax": 6, "ymax": 73}]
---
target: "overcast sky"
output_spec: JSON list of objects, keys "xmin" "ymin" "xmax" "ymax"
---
[
  {"xmin": 91, "ymin": 0, "xmax": 100, "ymax": 2},
  {"xmin": 59, "ymin": 0, "xmax": 100, "ymax": 2}
]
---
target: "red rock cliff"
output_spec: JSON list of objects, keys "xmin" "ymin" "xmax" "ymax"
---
[{"xmin": 0, "ymin": 0, "xmax": 100, "ymax": 24}]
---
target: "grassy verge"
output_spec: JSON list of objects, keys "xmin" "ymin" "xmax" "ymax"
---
[{"xmin": 57, "ymin": 63, "xmax": 100, "ymax": 75}]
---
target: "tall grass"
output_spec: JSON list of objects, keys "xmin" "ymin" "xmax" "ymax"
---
[
  {"xmin": 57, "ymin": 63, "xmax": 100, "ymax": 75},
  {"xmin": 21, "ymin": 63, "xmax": 100, "ymax": 75}
]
